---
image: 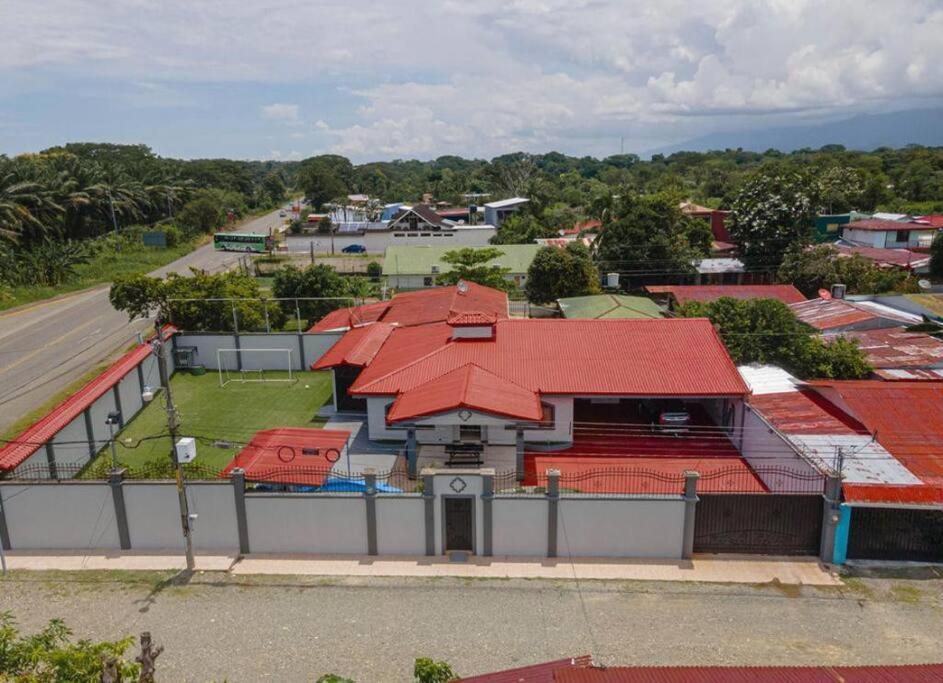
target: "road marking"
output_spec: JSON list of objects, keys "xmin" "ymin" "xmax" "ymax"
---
[{"xmin": 0, "ymin": 318, "xmax": 101, "ymax": 375}]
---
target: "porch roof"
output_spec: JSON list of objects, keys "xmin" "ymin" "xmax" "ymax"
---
[{"xmin": 220, "ymin": 428, "xmax": 351, "ymax": 487}]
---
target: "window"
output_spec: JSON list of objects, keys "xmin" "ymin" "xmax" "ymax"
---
[
  {"xmin": 534, "ymin": 402, "xmax": 555, "ymax": 429},
  {"xmin": 459, "ymin": 425, "xmax": 482, "ymax": 442},
  {"xmin": 423, "ymin": 277, "xmax": 434, "ymax": 287},
  {"xmin": 895, "ymin": 230, "xmax": 910, "ymax": 243},
  {"xmin": 408, "ymin": 215, "xmax": 418, "ymax": 230}
]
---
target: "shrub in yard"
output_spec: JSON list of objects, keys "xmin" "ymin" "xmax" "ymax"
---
[
  {"xmin": 414, "ymin": 657, "xmax": 455, "ymax": 683},
  {"xmin": 0, "ymin": 613, "xmax": 140, "ymax": 682},
  {"xmin": 366, "ymin": 260, "xmax": 382, "ymax": 279}
]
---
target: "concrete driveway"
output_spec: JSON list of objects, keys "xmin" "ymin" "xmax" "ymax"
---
[{"xmin": 0, "ymin": 208, "xmax": 287, "ymax": 434}]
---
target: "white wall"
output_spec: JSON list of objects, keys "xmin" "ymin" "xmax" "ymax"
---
[
  {"xmin": 429, "ymin": 472, "xmax": 484, "ymax": 556},
  {"xmin": 375, "ymin": 495, "xmax": 425, "ymax": 555},
  {"xmin": 245, "ymin": 494, "xmax": 368, "ymax": 554},
  {"xmin": 122, "ymin": 482, "xmax": 239, "ymax": 551},
  {"xmin": 740, "ymin": 405, "xmax": 822, "ymax": 492},
  {"xmin": 387, "ymin": 273, "xmax": 525, "ymax": 290},
  {"xmin": 557, "ymin": 497, "xmax": 686, "ymax": 558},
  {"xmin": 283, "ymin": 227, "xmax": 496, "ymax": 255},
  {"xmin": 49, "ymin": 414, "xmax": 92, "ymax": 469},
  {"xmin": 1, "ymin": 483, "xmax": 120, "ymax": 549},
  {"xmin": 174, "ymin": 332, "xmax": 344, "ymax": 371},
  {"xmin": 492, "ymin": 497, "xmax": 546, "ymax": 556}
]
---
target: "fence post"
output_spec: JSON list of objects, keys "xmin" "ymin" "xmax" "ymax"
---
[
  {"xmin": 546, "ymin": 469, "xmax": 560, "ymax": 558},
  {"xmin": 109, "ymin": 468, "xmax": 132, "ymax": 550},
  {"xmin": 112, "ymin": 385, "xmax": 125, "ymax": 428},
  {"xmin": 0, "ymin": 485, "xmax": 10, "ymax": 550},
  {"xmin": 364, "ymin": 469, "xmax": 378, "ymax": 556},
  {"xmin": 481, "ymin": 471, "xmax": 494, "ymax": 557},
  {"xmin": 83, "ymin": 407, "xmax": 96, "ymax": 459},
  {"xmin": 406, "ymin": 427, "xmax": 418, "ymax": 478},
  {"xmin": 44, "ymin": 442, "xmax": 58, "ymax": 480},
  {"xmin": 422, "ymin": 471, "xmax": 435, "ymax": 556},
  {"xmin": 682, "ymin": 471, "xmax": 699, "ymax": 560},
  {"xmin": 515, "ymin": 428, "xmax": 525, "ymax": 482},
  {"xmin": 819, "ymin": 473, "xmax": 842, "ymax": 564},
  {"xmin": 231, "ymin": 468, "xmax": 250, "ymax": 554}
]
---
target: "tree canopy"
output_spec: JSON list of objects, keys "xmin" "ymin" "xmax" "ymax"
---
[
  {"xmin": 437, "ymin": 247, "xmax": 513, "ymax": 291},
  {"xmin": 778, "ymin": 244, "xmax": 919, "ymax": 297},
  {"xmin": 525, "ymin": 242, "xmax": 600, "ymax": 303}
]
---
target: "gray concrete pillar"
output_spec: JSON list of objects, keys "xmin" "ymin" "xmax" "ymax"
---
[
  {"xmin": 112, "ymin": 385, "xmax": 125, "ymax": 428},
  {"xmin": 406, "ymin": 427, "xmax": 418, "ymax": 478},
  {"xmin": 422, "ymin": 472, "xmax": 435, "ymax": 556},
  {"xmin": 481, "ymin": 472, "xmax": 494, "ymax": 557},
  {"xmin": 547, "ymin": 469, "xmax": 560, "ymax": 558},
  {"xmin": 0, "ymin": 486, "xmax": 10, "ymax": 550},
  {"xmin": 364, "ymin": 469, "xmax": 378, "ymax": 556},
  {"xmin": 682, "ymin": 471, "xmax": 699, "ymax": 559},
  {"xmin": 819, "ymin": 474, "xmax": 842, "ymax": 563},
  {"xmin": 136, "ymin": 362, "xmax": 146, "ymax": 396},
  {"xmin": 233, "ymin": 333, "xmax": 243, "ymax": 371},
  {"xmin": 515, "ymin": 428, "xmax": 525, "ymax": 482},
  {"xmin": 83, "ymin": 407, "xmax": 96, "ymax": 459},
  {"xmin": 231, "ymin": 468, "xmax": 250, "ymax": 554},
  {"xmin": 297, "ymin": 332, "xmax": 306, "ymax": 370},
  {"xmin": 44, "ymin": 442, "xmax": 58, "ymax": 480},
  {"xmin": 109, "ymin": 468, "xmax": 131, "ymax": 550}
]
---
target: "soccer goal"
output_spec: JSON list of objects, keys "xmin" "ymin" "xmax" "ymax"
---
[{"xmin": 217, "ymin": 348, "xmax": 294, "ymax": 387}]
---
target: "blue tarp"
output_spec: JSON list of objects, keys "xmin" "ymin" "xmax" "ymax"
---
[{"xmin": 319, "ymin": 476, "xmax": 402, "ymax": 493}]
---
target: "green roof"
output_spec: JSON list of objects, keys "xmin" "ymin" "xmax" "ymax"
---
[
  {"xmin": 557, "ymin": 294, "xmax": 664, "ymax": 319},
  {"xmin": 382, "ymin": 245, "xmax": 541, "ymax": 275}
]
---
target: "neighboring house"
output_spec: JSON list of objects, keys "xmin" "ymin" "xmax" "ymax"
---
[
  {"xmin": 483, "ymin": 197, "xmax": 529, "ymax": 227},
  {"xmin": 837, "ymin": 327, "xmax": 943, "ymax": 381},
  {"xmin": 680, "ymin": 201, "xmax": 731, "ymax": 243},
  {"xmin": 308, "ymin": 282, "xmax": 510, "ymax": 333},
  {"xmin": 915, "ymin": 214, "xmax": 943, "ymax": 229},
  {"xmin": 832, "ymin": 239, "xmax": 931, "ymax": 273},
  {"xmin": 380, "ymin": 202, "xmax": 407, "ymax": 221},
  {"xmin": 790, "ymin": 296, "xmax": 921, "ymax": 334},
  {"xmin": 387, "ymin": 204, "xmax": 454, "ymax": 231},
  {"xmin": 557, "ymin": 294, "xmax": 663, "ymax": 319},
  {"xmin": 692, "ymin": 258, "xmax": 747, "ymax": 284},
  {"xmin": 871, "ymin": 212, "xmax": 912, "ymax": 222},
  {"xmin": 382, "ymin": 244, "xmax": 541, "ymax": 289},
  {"xmin": 841, "ymin": 218, "xmax": 938, "ymax": 249},
  {"xmin": 646, "ymin": 284, "xmax": 806, "ymax": 310},
  {"xmin": 314, "ymin": 316, "xmax": 751, "ymax": 479},
  {"xmin": 863, "ymin": 293, "xmax": 943, "ymax": 323},
  {"xmin": 814, "ymin": 211, "xmax": 871, "ymax": 243}
]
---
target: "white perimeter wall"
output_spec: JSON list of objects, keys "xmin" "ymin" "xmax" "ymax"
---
[
  {"xmin": 174, "ymin": 332, "xmax": 343, "ymax": 371},
  {"xmin": 492, "ymin": 497, "xmax": 546, "ymax": 556},
  {"xmin": 557, "ymin": 497, "xmax": 686, "ymax": 558},
  {"xmin": 122, "ymin": 482, "xmax": 239, "ymax": 551},
  {"xmin": 1, "ymin": 483, "xmax": 120, "ymax": 549},
  {"xmin": 245, "ymin": 494, "xmax": 368, "ymax": 554},
  {"xmin": 376, "ymin": 495, "xmax": 425, "ymax": 555}
]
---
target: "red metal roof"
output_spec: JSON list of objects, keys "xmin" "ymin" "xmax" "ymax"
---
[
  {"xmin": 645, "ymin": 284, "xmax": 806, "ymax": 306},
  {"xmin": 460, "ymin": 656, "xmax": 592, "ymax": 682},
  {"xmin": 387, "ymin": 364, "xmax": 542, "ymax": 423},
  {"xmin": 220, "ymin": 428, "xmax": 350, "ymax": 486},
  {"xmin": 309, "ymin": 282, "xmax": 509, "ymax": 332},
  {"xmin": 915, "ymin": 214, "xmax": 943, "ymax": 229},
  {"xmin": 833, "ymin": 243, "xmax": 930, "ymax": 270},
  {"xmin": 789, "ymin": 298, "xmax": 908, "ymax": 331},
  {"xmin": 448, "ymin": 311, "xmax": 498, "ymax": 326},
  {"xmin": 351, "ymin": 318, "xmax": 749, "ymax": 399},
  {"xmin": 0, "ymin": 326, "xmax": 177, "ymax": 472},
  {"xmin": 748, "ymin": 391, "xmax": 867, "ymax": 435},
  {"xmin": 843, "ymin": 482, "xmax": 943, "ymax": 506},
  {"xmin": 554, "ymin": 663, "xmax": 943, "ymax": 682},
  {"xmin": 806, "ymin": 381, "xmax": 943, "ymax": 487},
  {"xmin": 311, "ymin": 323, "xmax": 395, "ymax": 370},
  {"xmin": 845, "ymin": 218, "xmax": 933, "ymax": 232},
  {"xmin": 839, "ymin": 327, "xmax": 943, "ymax": 369}
]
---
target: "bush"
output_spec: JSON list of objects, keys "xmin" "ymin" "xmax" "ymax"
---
[
  {"xmin": 366, "ymin": 261, "xmax": 382, "ymax": 279},
  {"xmin": 289, "ymin": 219, "xmax": 303, "ymax": 235},
  {"xmin": 160, "ymin": 224, "xmax": 184, "ymax": 248}
]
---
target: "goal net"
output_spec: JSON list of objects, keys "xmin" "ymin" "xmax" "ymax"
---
[{"xmin": 217, "ymin": 348, "xmax": 294, "ymax": 387}]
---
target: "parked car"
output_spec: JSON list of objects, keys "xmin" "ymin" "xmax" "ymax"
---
[
  {"xmin": 342, "ymin": 244, "xmax": 367, "ymax": 254},
  {"xmin": 648, "ymin": 399, "xmax": 691, "ymax": 433},
  {"xmin": 279, "ymin": 210, "xmax": 287, "ymax": 217}
]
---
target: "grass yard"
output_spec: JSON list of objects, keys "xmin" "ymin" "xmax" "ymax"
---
[{"xmin": 92, "ymin": 370, "xmax": 333, "ymax": 473}]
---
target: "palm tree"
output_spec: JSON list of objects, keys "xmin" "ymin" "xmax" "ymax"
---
[{"xmin": 0, "ymin": 172, "xmax": 60, "ymax": 242}]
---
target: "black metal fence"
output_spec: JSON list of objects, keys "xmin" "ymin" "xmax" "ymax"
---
[
  {"xmin": 699, "ymin": 465, "xmax": 826, "ymax": 495},
  {"xmin": 547, "ymin": 468, "xmax": 687, "ymax": 496}
]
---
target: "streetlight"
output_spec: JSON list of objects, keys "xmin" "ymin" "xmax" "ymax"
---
[
  {"xmin": 105, "ymin": 410, "xmax": 122, "ymax": 470},
  {"xmin": 150, "ymin": 323, "xmax": 195, "ymax": 572}
]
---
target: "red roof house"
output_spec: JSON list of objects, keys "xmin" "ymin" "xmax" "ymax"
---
[
  {"xmin": 646, "ymin": 284, "xmax": 806, "ymax": 307},
  {"xmin": 308, "ymin": 282, "xmax": 509, "ymax": 332}
]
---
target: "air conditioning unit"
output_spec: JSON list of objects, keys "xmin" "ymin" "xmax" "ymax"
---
[{"xmin": 431, "ymin": 265, "xmax": 440, "ymax": 274}]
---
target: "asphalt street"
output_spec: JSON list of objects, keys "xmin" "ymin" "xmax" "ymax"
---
[
  {"xmin": 0, "ymin": 573, "xmax": 941, "ymax": 681},
  {"xmin": 0, "ymin": 208, "xmax": 286, "ymax": 434}
]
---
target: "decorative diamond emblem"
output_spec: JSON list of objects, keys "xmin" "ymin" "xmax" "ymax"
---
[
  {"xmin": 458, "ymin": 409, "xmax": 473, "ymax": 422},
  {"xmin": 449, "ymin": 477, "xmax": 467, "ymax": 493}
]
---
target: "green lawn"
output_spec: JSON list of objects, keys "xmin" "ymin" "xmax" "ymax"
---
[
  {"xmin": 92, "ymin": 370, "xmax": 333, "ymax": 473},
  {"xmin": 1, "ymin": 236, "xmax": 208, "ymax": 312}
]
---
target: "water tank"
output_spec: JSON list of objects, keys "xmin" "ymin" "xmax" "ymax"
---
[
  {"xmin": 830, "ymin": 283, "xmax": 847, "ymax": 300},
  {"xmin": 606, "ymin": 272, "xmax": 620, "ymax": 288}
]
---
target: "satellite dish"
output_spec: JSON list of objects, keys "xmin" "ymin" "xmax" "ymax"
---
[
  {"xmin": 918, "ymin": 279, "xmax": 931, "ymax": 290},
  {"xmin": 817, "ymin": 288, "xmax": 832, "ymax": 300}
]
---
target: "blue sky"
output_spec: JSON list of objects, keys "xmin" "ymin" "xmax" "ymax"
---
[{"xmin": 1, "ymin": 0, "xmax": 941, "ymax": 162}]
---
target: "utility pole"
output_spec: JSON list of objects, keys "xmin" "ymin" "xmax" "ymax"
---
[
  {"xmin": 108, "ymin": 190, "xmax": 121, "ymax": 252},
  {"xmin": 154, "ymin": 324, "xmax": 195, "ymax": 571}
]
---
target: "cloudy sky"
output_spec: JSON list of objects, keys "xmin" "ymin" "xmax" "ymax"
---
[{"xmin": 1, "ymin": 0, "xmax": 941, "ymax": 162}]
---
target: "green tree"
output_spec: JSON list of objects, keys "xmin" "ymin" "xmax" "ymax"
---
[
  {"xmin": 677, "ymin": 297, "xmax": 870, "ymax": 380},
  {"xmin": 931, "ymin": 232, "xmax": 943, "ymax": 280},
  {"xmin": 414, "ymin": 657, "xmax": 455, "ymax": 683},
  {"xmin": 318, "ymin": 214, "xmax": 333, "ymax": 234},
  {"xmin": 297, "ymin": 156, "xmax": 351, "ymax": 209},
  {"xmin": 525, "ymin": 243, "xmax": 600, "ymax": 303},
  {"xmin": 779, "ymin": 243, "xmax": 919, "ymax": 297},
  {"xmin": 177, "ymin": 193, "xmax": 223, "ymax": 233},
  {"xmin": 0, "ymin": 613, "xmax": 140, "ymax": 682},
  {"xmin": 436, "ymin": 247, "xmax": 512, "ymax": 291},
  {"xmin": 261, "ymin": 171, "xmax": 287, "ymax": 205},
  {"xmin": 728, "ymin": 169, "xmax": 819, "ymax": 268},
  {"xmin": 272, "ymin": 263, "xmax": 351, "ymax": 326}
]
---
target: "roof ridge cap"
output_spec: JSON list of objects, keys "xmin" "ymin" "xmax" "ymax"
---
[{"xmin": 352, "ymin": 339, "xmax": 456, "ymax": 393}]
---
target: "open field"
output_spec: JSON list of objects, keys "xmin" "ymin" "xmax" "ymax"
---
[{"xmin": 92, "ymin": 370, "xmax": 333, "ymax": 472}]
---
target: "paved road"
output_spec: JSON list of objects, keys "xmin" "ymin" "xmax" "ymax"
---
[
  {"xmin": 0, "ymin": 208, "xmax": 287, "ymax": 434},
  {"xmin": 0, "ymin": 573, "xmax": 940, "ymax": 681}
]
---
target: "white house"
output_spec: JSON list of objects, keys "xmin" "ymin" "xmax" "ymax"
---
[
  {"xmin": 483, "ymin": 197, "xmax": 529, "ymax": 227},
  {"xmin": 841, "ymin": 219, "xmax": 938, "ymax": 249}
]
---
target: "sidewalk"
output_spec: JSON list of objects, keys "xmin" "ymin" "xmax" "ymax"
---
[{"xmin": 2, "ymin": 551, "xmax": 841, "ymax": 586}]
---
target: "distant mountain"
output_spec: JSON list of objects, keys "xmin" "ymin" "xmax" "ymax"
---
[{"xmin": 649, "ymin": 108, "xmax": 943, "ymax": 156}]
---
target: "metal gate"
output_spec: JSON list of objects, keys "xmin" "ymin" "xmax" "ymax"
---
[
  {"xmin": 847, "ymin": 507, "xmax": 943, "ymax": 562},
  {"xmin": 694, "ymin": 494, "xmax": 823, "ymax": 555}
]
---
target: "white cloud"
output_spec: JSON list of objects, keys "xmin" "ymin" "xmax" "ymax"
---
[
  {"xmin": 261, "ymin": 103, "xmax": 300, "ymax": 123},
  {"xmin": 2, "ymin": 0, "xmax": 942, "ymax": 158}
]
